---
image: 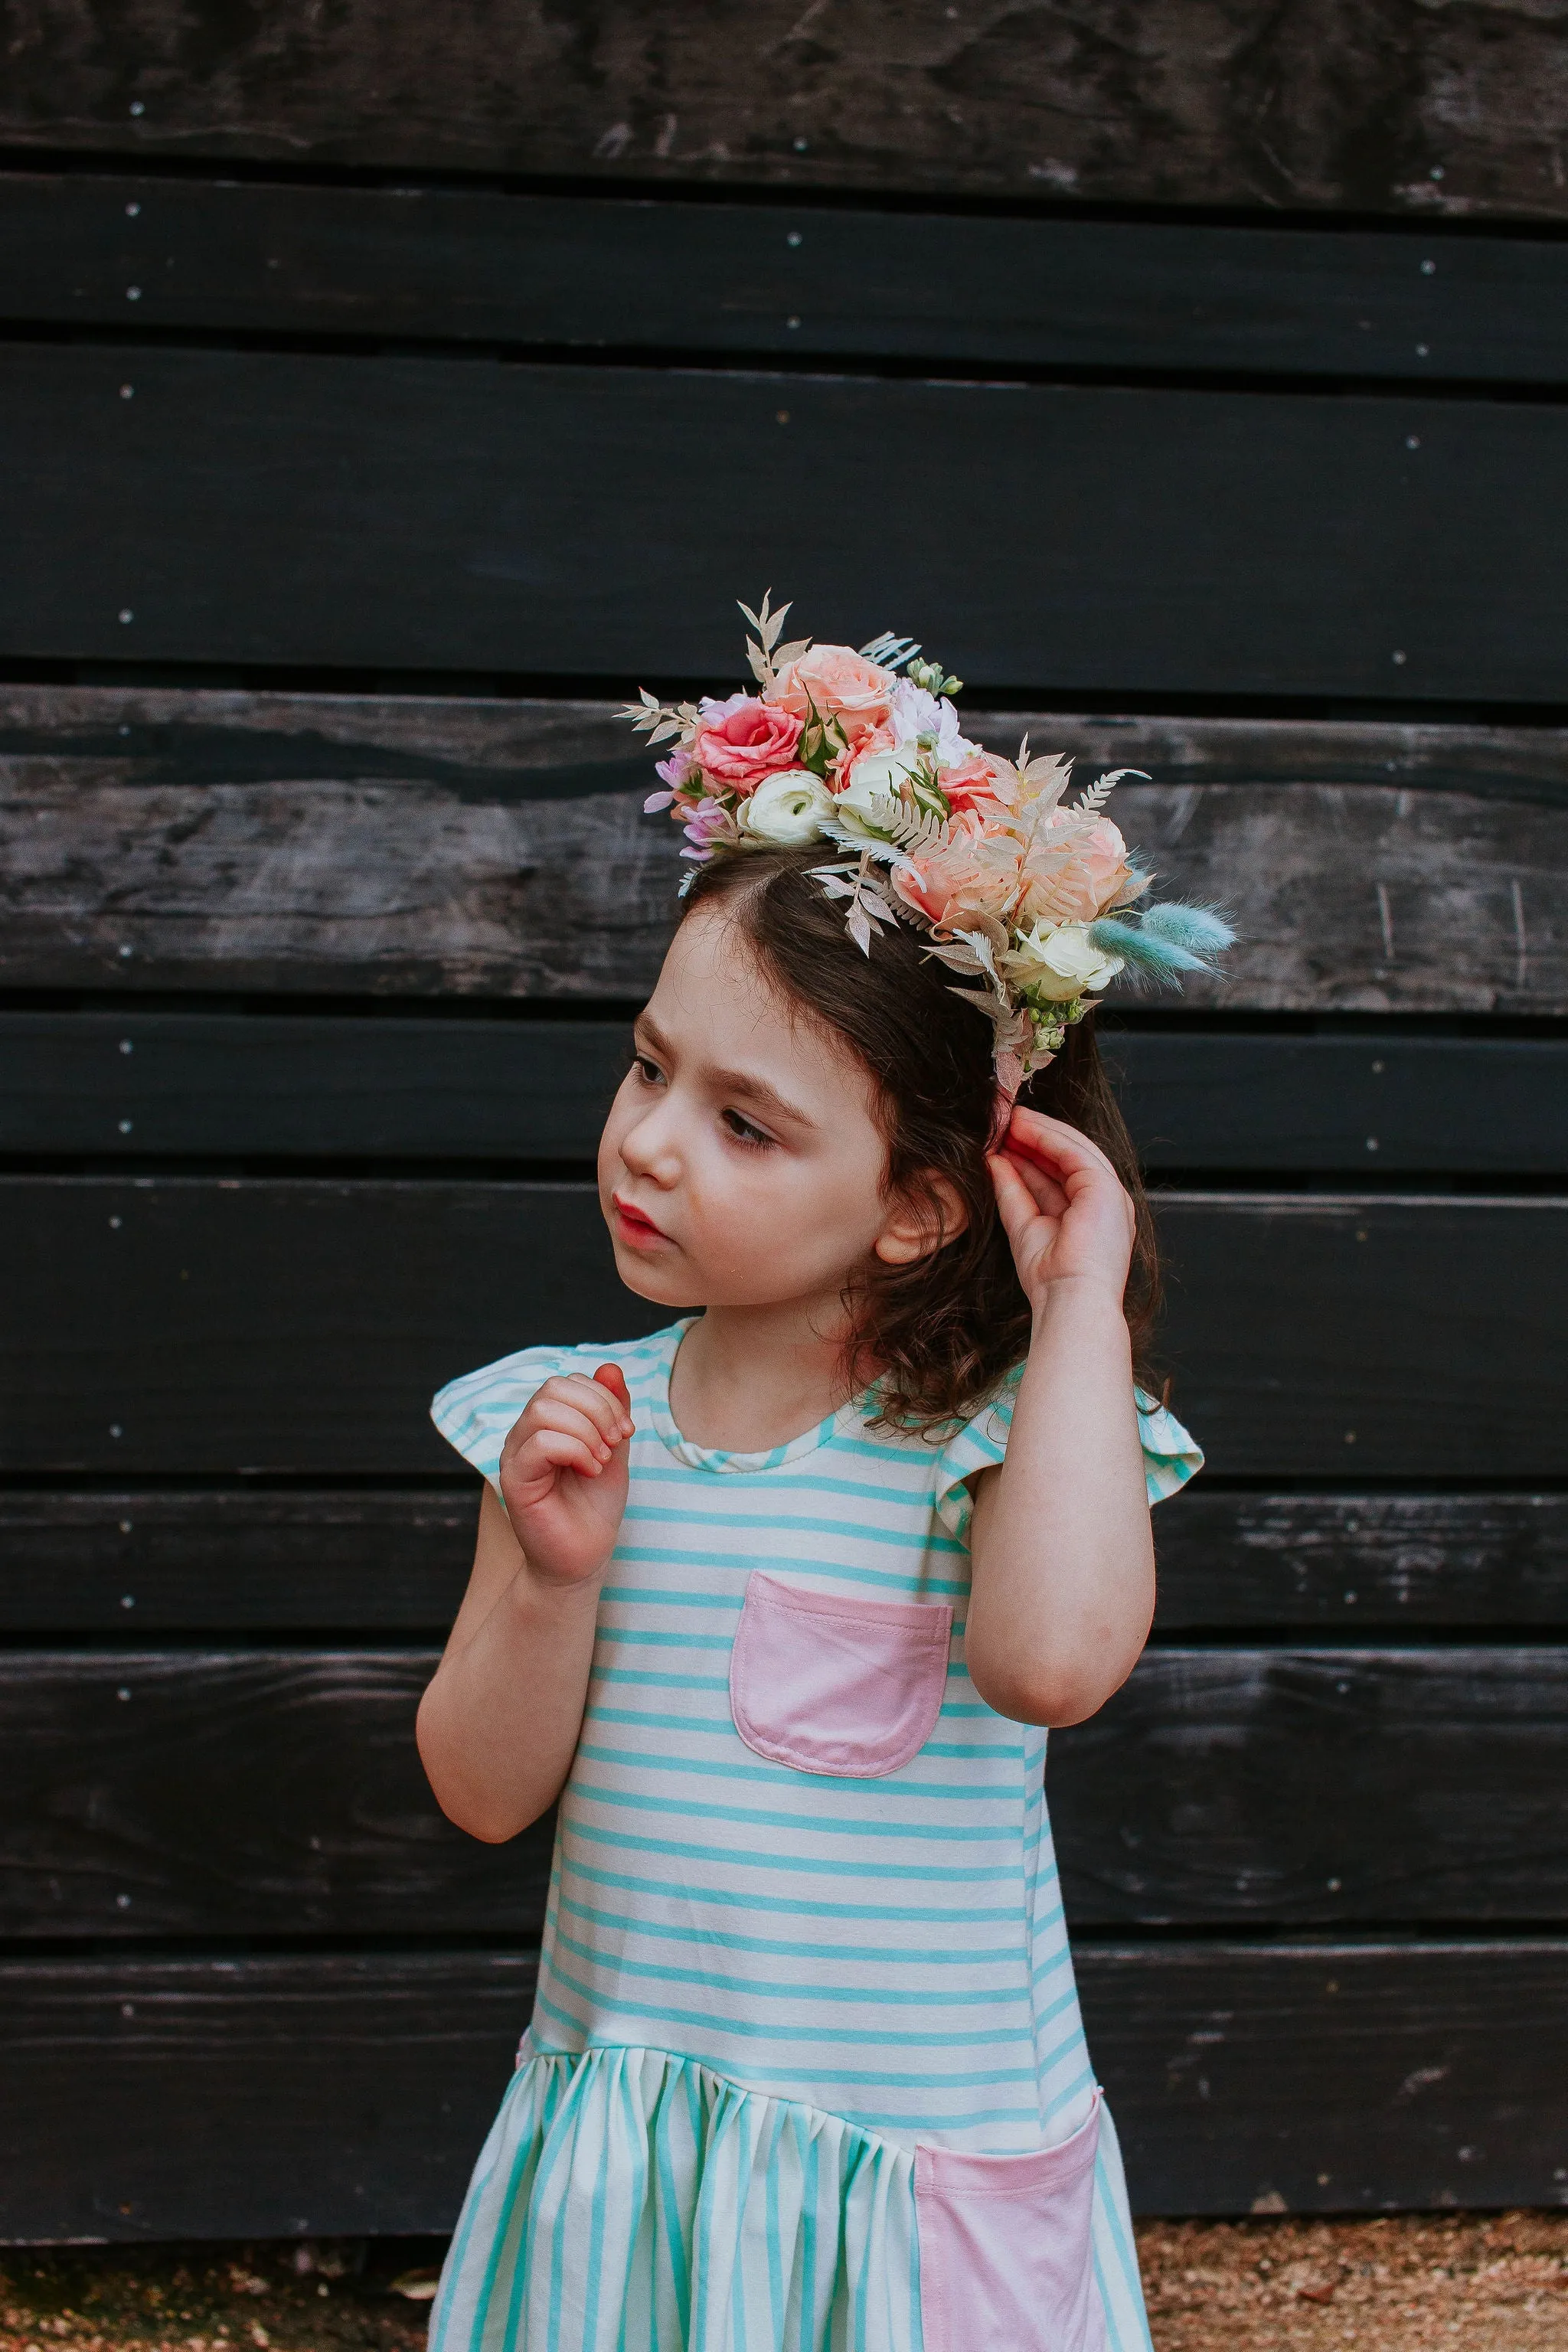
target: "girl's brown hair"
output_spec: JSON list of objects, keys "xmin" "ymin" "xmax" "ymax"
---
[{"xmin": 680, "ymin": 844, "xmax": 1160, "ymax": 1432}]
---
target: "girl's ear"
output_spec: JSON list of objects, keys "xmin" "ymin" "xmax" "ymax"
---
[{"xmin": 873, "ymin": 1174, "xmax": 970, "ymax": 1267}]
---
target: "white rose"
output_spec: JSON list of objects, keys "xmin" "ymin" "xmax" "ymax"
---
[
  {"xmin": 737, "ymin": 769, "xmax": 836, "ymax": 845},
  {"xmin": 1011, "ymin": 920, "xmax": 1124, "ymax": 1001}
]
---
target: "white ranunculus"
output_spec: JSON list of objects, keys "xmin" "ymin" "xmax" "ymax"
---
[
  {"xmin": 737, "ymin": 769, "xmax": 836, "ymax": 845},
  {"xmin": 834, "ymin": 743, "xmax": 921, "ymax": 825},
  {"xmin": 1012, "ymin": 920, "xmax": 1124, "ymax": 1001}
]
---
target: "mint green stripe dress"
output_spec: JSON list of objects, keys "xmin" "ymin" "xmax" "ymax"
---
[{"xmin": 428, "ymin": 1321, "xmax": 1200, "ymax": 2352}]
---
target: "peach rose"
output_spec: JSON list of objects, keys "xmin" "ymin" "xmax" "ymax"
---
[
  {"xmin": 1018, "ymin": 815, "xmax": 1134, "ymax": 923},
  {"xmin": 892, "ymin": 814, "xmax": 1023, "ymax": 933},
  {"xmin": 692, "ymin": 694, "xmax": 805, "ymax": 795},
  {"xmin": 768, "ymin": 645, "xmax": 897, "ymax": 746}
]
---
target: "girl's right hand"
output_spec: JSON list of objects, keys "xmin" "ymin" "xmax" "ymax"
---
[{"xmin": 497, "ymin": 1364, "xmax": 633, "ymax": 1587}]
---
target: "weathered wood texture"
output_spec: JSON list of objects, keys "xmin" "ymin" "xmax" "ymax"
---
[
  {"xmin": 3, "ymin": 691, "xmax": 1565, "ymax": 1010},
  {"xmin": 5, "ymin": 1013, "xmax": 1565, "ymax": 1174},
  {"xmin": 1074, "ymin": 1940, "xmax": 1568, "ymax": 2216},
  {"xmin": 0, "ymin": 1951, "xmax": 535, "ymax": 2240},
  {"xmin": 0, "ymin": 1650, "xmax": 551, "ymax": 1939},
  {"xmin": 0, "ymin": 1181, "xmax": 1561, "ymax": 1478},
  {"xmin": 3, "ymin": 1491, "xmax": 1564, "ymax": 1635},
  {"xmin": 4, "ymin": 348, "xmax": 1567, "ymax": 699},
  {"xmin": 2, "ymin": 4, "xmax": 1566, "ymax": 222},
  {"xmin": 7, "ymin": 172, "xmax": 1568, "ymax": 384},
  {"xmin": 1151, "ymin": 1494, "xmax": 1568, "ymax": 1633},
  {"xmin": 2, "ymin": 1941, "xmax": 1563, "ymax": 2235},
  {"xmin": 0, "ymin": 1491, "xmax": 478, "ymax": 1632},
  {"xmin": 1051, "ymin": 1648, "xmax": 1568, "ymax": 1927},
  {"xmin": 2, "ymin": 1644, "xmax": 1566, "ymax": 1938}
]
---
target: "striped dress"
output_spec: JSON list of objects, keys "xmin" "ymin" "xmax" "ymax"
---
[{"xmin": 428, "ymin": 1317, "xmax": 1200, "ymax": 2352}]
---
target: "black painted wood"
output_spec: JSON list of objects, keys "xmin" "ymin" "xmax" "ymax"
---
[
  {"xmin": 0, "ymin": 1181, "xmax": 1560, "ymax": 1478},
  {"xmin": 4, "ymin": 346, "xmax": 1568, "ymax": 700},
  {"xmin": 0, "ymin": 1491, "xmax": 476, "ymax": 1632},
  {"xmin": 0, "ymin": 1648, "xmax": 550, "ymax": 1939},
  {"xmin": 1, "ymin": 1643, "xmax": 1565, "ymax": 1937},
  {"xmin": 0, "ymin": 1950, "xmax": 536, "ymax": 2239},
  {"xmin": 6, "ymin": 173, "xmax": 1568, "ymax": 384},
  {"xmin": 1051, "ymin": 1646, "xmax": 1568, "ymax": 1927},
  {"xmin": 0, "ymin": 1941, "xmax": 1563, "ymax": 2231},
  {"xmin": 1151, "ymin": 1494, "xmax": 1568, "ymax": 1632},
  {"xmin": 3, "ymin": 1490, "xmax": 1563, "ymax": 1635},
  {"xmin": 1074, "ymin": 1939, "xmax": 1568, "ymax": 2216},
  {"xmin": 4, "ymin": 689, "xmax": 1564, "ymax": 1011},
  {"xmin": 5, "ymin": 1013, "xmax": 1562, "ymax": 1174},
  {"xmin": 0, "ymin": 3, "xmax": 1564, "ymax": 225}
]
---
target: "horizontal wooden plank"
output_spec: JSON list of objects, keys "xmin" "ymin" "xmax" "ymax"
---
[
  {"xmin": 6, "ymin": 173, "xmax": 1568, "ymax": 384},
  {"xmin": 1052, "ymin": 1648, "xmax": 1568, "ymax": 1926},
  {"xmin": 2, "ymin": 1645, "xmax": 1566, "ymax": 1938},
  {"xmin": 1151, "ymin": 1494, "xmax": 1568, "ymax": 1632},
  {"xmin": 0, "ymin": 1944, "xmax": 1563, "ymax": 2236},
  {"xmin": 5, "ymin": 348, "xmax": 1568, "ymax": 699},
  {"xmin": 0, "ymin": 1182, "xmax": 1559, "ymax": 1478},
  {"xmin": 0, "ymin": 1491, "xmax": 476, "ymax": 1632},
  {"xmin": 3, "ymin": 1491, "xmax": 1564, "ymax": 1635},
  {"xmin": 1075, "ymin": 1939, "xmax": 1568, "ymax": 2215},
  {"xmin": 0, "ymin": 1651, "xmax": 550, "ymax": 1939},
  {"xmin": 1, "ymin": 4, "xmax": 1565, "ymax": 224},
  {"xmin": 3, "ymin": 690, "xmax": 1565, "ymax": 1011},
  {"xmin": 0, "ymin": 1950, "xmax": 534, "ymax": 2239},
  {"xmin": 4, "ymin": 1013, "xmax": 1563, "ymax": 1174}
]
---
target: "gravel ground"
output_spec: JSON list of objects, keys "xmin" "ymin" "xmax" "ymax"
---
[{"xmin": 0, "ymin": 2215, "xmax": 1563, "ymax": 2350}]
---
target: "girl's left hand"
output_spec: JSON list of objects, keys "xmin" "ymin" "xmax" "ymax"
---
[{"xmin": 987, "ymin": 1108, "xmax": 1136, "ymax": 1314}]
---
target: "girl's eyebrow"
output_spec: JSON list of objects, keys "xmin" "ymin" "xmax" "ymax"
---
[{"xmin": 634, "ymin": 1014, "xmax": 814, "ymax": 1131}]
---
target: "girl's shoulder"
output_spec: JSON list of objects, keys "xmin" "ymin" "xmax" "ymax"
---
[
  {"xmin": 923, "ymin": 1369, "xmax": 1204, "ymax": 1541},
  {"xmin": 430, "ymin": 1326, "xmax": 680, "ymax": 1488}
]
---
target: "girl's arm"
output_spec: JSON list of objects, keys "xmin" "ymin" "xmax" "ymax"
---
[
  {"xmin": 416, "ymin": 1365, "xmax": 633, "ymax": 1841},
  {"xmin": 964, "ymin": 1112, "xmax": 1155, "ymax": 1728}
]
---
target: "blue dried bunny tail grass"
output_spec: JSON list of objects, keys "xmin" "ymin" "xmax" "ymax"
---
[{"xmin": 1088, "ymin": 903, "xmax": 1235, "ymax": 987}]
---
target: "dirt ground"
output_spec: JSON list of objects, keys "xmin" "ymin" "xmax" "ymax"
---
[{"xmin": 0, "ymin": 2213, "xmax": 1563, "ymax": 2350}]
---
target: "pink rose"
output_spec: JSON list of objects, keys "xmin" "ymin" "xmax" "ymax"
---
[
  {"xmin": 767, "ymin": 645, "xmax": 897, "ymax": 746},
  {"xmin": 939, "ymin": 750, "xmax": 1018, "ymax": 818},
  {"xmin": 1018, "ymin": 815, "xmax": 1133, "ymax": 924},
  {"xmin": 892, "ymin": 813, "xmax": 1023, "ymax": 933},
  {"xmin": 692, "ymin": 694, "xmax": 804, "ymax": 796}
]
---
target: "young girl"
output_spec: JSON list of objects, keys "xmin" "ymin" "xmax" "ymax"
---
[{"xmin": 416, "ymin": 608, "xmax": 1227, "ymax": 2352}]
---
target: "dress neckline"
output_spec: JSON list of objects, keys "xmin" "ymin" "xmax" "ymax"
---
[{"xmin": 647, "ymin": 1317, "xmax": 871, "ymax": 1475}]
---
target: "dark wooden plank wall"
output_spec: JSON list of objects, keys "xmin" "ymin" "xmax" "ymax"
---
[{"xmin": 2, "ymin": 0, "xmax": 1566, "ymax": 2243}]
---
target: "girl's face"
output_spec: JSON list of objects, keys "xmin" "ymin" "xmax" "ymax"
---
[{"xmin": 599, "ymin": 904, "xmax": 949, "ymax": 1314}]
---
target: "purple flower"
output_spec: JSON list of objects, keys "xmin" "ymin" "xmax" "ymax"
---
[{"xmin": 655, "ymin": 745, "xmax": 698, "ymax": 789}]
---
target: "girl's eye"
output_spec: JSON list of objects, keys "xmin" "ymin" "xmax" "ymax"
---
[
  {"xmin": 722, "ymin": 1107, "xmax": 774, "ymax": 1150},
  {"xmin": 630, "ymin": 1054, "xmax": 665, "ymax": 1086}
]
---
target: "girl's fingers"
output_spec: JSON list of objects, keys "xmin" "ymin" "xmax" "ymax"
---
[
  {"xmin": 998, "ymin": 1148, "xmax": 1070, "ymax": 1220},
  {"xmin": 524, "ymin": 1429, "xmax": 607, "ymax": 1481},
  {"xmin": 988, "ymin": 1152, "xmax": 1060, "ymax": 1253},
  {"xmin": 1004, "ymin": 1106, "xmax": 1119, "ymax": 1184},
  {"xmin": 534, "ymin": 1372, "xmax": 633, "ymax": 1446},
  {"xmin": 518, "ymin": 1398, "xmax": 622, "ymax": 1465},
  {"xmin": 593, "ymin": 1363, "xmax": 632, "ymax": 1415}
]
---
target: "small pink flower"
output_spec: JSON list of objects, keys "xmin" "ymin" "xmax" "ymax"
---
[
  {"xmin": 655, "ymin": 744, "xmax": 699, "ymax": 790},
  {"xmin": 679, "ymin": 795, "xmax": 737, "ymax": 861},
  {"xmin": 767, "ymin": 645, "xmax": 897, "ymax": 746},
  {"xmin": 691, "ymin": 694, "xmax": 804, "ymax": 796},
  {"xmin": 939, "ymin": 750, "xmax": 1017, "ymax": 817}
]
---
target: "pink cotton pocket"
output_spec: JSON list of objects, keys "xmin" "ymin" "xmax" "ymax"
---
[
  {"xmin": 915, "ymin": 2094, "xmax": 1106, "ymax": 2352},
  {"xmin": 728, "ymin": 1570, "xmax": 953, "ymax": 1779}
]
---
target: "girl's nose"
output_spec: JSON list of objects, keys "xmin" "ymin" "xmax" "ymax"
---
[{"xmin": 618, "ymin": 1101, "xmax": 682, "ymax": 1185}]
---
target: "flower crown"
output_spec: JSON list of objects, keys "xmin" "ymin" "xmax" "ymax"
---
[{"xmin": 622, "ymin": 596, "xmax": 1232, "ymax": 1124}]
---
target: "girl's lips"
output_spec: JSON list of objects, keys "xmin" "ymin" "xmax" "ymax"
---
[{"xmin": 612, "ymin": 1195, "xmax": 670, "ymax": 1247}]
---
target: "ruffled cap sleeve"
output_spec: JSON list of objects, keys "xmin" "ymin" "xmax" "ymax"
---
[
  {"xmin": 430, "ymin": 1344, "xmax": 575, "ymax": 1491},
  {"xmin": 933, "ymin": 1374, "xmax": 1203, "ymax": 1539}
]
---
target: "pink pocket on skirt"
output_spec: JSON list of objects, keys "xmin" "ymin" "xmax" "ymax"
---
[
  {"xmin": 915, "ymin": 2094, "xmax": 1107, "ymax": 2352},
  {"xmin": 727, "ymin": 1569, "xmax": 953, "ymax": 1778}
]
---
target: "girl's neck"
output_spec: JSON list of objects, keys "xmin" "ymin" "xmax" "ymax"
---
[{"xmin": 668, "ymin": 1300, "xmax": 858, "ymax": 1453}]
